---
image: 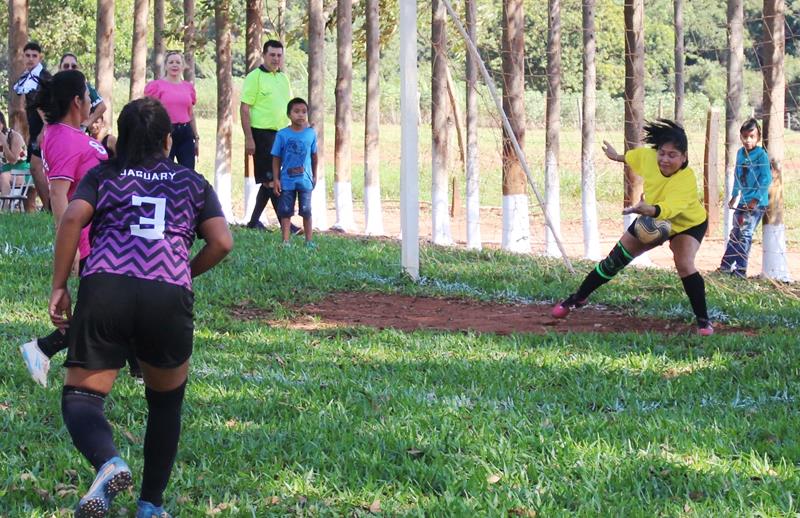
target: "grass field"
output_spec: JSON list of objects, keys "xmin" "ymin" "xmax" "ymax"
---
[{"xmin": 2, "ymin": 211, "xmax": 800, "ymax": 516}]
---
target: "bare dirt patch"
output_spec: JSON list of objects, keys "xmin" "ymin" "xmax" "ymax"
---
[{"xmin": 232, "ymin": 292, "xmax": 748, "ymax": 336}]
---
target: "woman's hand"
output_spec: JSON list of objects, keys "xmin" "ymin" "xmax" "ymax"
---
[
  {"xmin": 49, "ymin": 287, "xmax": 72, "ymax": 331},
  {"xmin": 602, "ymin": 140, "xmax": 624, "ymax": 162},
  {"xmin": 622, "ymin": 193, "xmax": 655, "ymax": 216}
]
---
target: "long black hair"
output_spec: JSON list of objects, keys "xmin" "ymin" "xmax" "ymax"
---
[
  {"xmin": 643, "ymin": 118, "xmax": 689, "ymax": 169},
  {"xmin": 112, "ymin": 97, "xmax": 172, "ymax": 169},
  {"xmin": 34, "ymin": 70, "xmax": 87, "ymax": 124}
]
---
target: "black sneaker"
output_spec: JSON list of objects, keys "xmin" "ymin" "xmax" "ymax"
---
[
  {"xmin": 246, "ymin": 221, "xmax": 266, "ymax": 230},
  {"xmin": 290, "ymin": 224, "xmax": 303, "ymax": 236}
]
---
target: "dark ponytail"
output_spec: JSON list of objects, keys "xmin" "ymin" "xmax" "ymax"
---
[
  {"xmin": 33, "ymin": 70, "xmax": 87, "ymax": 124},
  {"xmin": 113, "ymin": 97, "xmax": 172, "ymax": 169}
]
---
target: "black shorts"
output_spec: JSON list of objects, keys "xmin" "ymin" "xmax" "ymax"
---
[
  {"xmin": 252, "ymin": 128, "xmax": 277, "ymax": 184},
  {"xmin": 626, "ymin": 218, "xmax": 708, "ymax": 245},
  {"xmin": 65, "ymin": 273, "xmax": 194, "ymax": 370}
]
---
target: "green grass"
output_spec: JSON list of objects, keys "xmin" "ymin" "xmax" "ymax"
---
[{"xmin": 2, "ymin": 213, "xmax": 800, "ymax": 516}]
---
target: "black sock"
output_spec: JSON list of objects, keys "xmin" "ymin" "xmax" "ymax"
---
[
  {"xmin": 681, "ymin": 272, "xmax": 709, "ymax": 324},
  {"xmin": 62, "ymin": 386, "xmax": 119, "ymax": 471},
  {"xmin": 140, "ymin": 380, "xmax": 187, "ymax": 507},
  {"xmin": 575, "ymin": 269, "xmax": 608, "ymax": 301},
  {"xmin": 267, "ymin": 187, "xmax": 281, "ymax": 221},
  {"xmin": 37, "ymin": 329, "xmax": 67, "ymax": 357},
  {"xmin": 249, "ymin": 185, "xmax": 269, "ymax": 224}
]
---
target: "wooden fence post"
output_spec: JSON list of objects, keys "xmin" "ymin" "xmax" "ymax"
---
[{"xmin": 703, "ymin": 107, "xmax": 720, "ymax": 236}]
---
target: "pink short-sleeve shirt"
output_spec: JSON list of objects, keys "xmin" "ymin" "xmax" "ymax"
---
[
  {"xmin": 143, "ymin": 79, "xmax": 196, "ymax": 124},
  {"xmin": 42, "ymin": 123, "xmax": 108, "ymax": 259}
]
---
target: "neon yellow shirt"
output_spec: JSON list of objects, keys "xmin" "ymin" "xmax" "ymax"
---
[
  {"xmin": 625, "ymin": 147, "xmax": 707, "ymax": 234},
  {"xmin": 240, "ymin": 67, "xmax": 292, "ymax": 130}
]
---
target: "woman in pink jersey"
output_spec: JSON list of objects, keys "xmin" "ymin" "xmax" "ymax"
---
[
  {"xmin": 20, "ymin": 70, "xmax": 140, "ymax": 386},
  {"xmin": 143, "ymin": 51, "xmax": 199, "ymax": 169}
]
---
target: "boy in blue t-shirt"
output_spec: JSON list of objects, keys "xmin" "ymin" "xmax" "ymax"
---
[
  {"xmin": 272, "ymin": 97, "xmax": 318, "ymax": 247},
  {"xmin": 719, "ymin": 118, "xmax": 772, "ymax": 278}
]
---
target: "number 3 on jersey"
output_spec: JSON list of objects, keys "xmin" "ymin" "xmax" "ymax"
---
[{"xmin": 130, "ymin": 196, "xmax": 166, "ymax": 240}]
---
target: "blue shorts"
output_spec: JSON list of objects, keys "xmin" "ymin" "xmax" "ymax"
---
[{"xmin": 277, "ymin": 188, "xmax": 312, "ymax": 218}]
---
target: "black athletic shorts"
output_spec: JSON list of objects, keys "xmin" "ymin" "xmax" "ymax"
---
[
  {"xmin": 252, "ymin": 128, "xmax": 277, "ymax": 184},
  {"xmin": 65, "ymin": 273, "xmax": 194, "ymax": 370},
  {"xmin": 627, "ymin": 218, "xmax": 708, "ymax": 245}
]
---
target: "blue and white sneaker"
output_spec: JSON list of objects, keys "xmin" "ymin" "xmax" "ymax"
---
[
  {"xmin": 75, "ymin": 456, "xmax": 133, "ymax": 518},
  {"xmin": 20, "ymin": 339, "xmax": 50, "ymax": 387},
  {"xmin": 136, "ymin": 499, "xmax": 172, "ymax": 518}
]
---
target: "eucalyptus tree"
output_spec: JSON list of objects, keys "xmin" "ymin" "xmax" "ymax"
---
[
  {"xmin": 724, "ymin": 0, "xmax": 744, "ymax": 243},
  {"xmin": 465, "ymin": 0, "xmax": 480, "ymax": 250},
  {"xmin": 308, "ymin": 0, "xmax": 328, "ymax": 228},
  {"xmin": 7, "ymin": 0, "xmax": 28, "ymax": 132},
  {"xmin": 215, "ymin": 0, "xmax": 234, "ymax": 220},
  {"xmin": 334, "ymin": 0, "xmax": 355, "ymax": 231},
  {"xmin": 623, "ymin": 0, "xmax": 644, "ymax": 229},
  {"xmin": 96, "ymin": 0, "xmax": 114, "ymax": 125},
  {"xmin": 153, "ymin": 0, "xmax": 165, "ymax": 78},
  {"xmin": 431, "ymin": 0, "xmax": 453, "ymax": 245},
  {"xmin": 760, "ymin": 0, "xmax": 790, "ymax": 280},
  {"xmin": 674, "ymin": 0, "xmax": 685, "ymax": 124},
  {"xmin": 129, "ymin": 0, "xmax": 148, "ymax": 99},
  {"xmin": 581, "ymin": 0, "xmax": 601, "ymax": 260},
  {"xmin": 184, "ymin": 0, "xmax": 196, "ymax": 81},
  {"xmin": 501, "ymin": 0, "xmax": 529, "ymax": 253},
  {"xmin": 545, "ymin": 0, "xmax": 561, "ymax": 257},
  {"xmin": 363, "ymin": 0, "xmax": 384, "ymax": 235}
]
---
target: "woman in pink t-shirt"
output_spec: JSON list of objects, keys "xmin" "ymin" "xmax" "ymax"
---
[
  {"xmin": 143, "ymin": 51, "xmax": 199, "ymax": 169},
  {"xmin": 21, "ymin": 70, "xmax": 141, "ymax": 387}
]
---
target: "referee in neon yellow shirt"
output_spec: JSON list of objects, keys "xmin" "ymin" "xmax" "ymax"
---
[
  {"xmin": 552, "ymin": 119, "xmax": 714, "ymax": 336},
  {"xmin": 241, "ymin": 40, "xmax": 293, "ymax": 229}
]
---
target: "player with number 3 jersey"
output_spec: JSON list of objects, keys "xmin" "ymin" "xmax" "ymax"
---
[{"xmin": 49, "ymin": 97, "xmax": 232, "ymax": 518}]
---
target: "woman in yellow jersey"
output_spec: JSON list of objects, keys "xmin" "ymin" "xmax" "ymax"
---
[{"xmin": 552, "ymin": 119, "xmax": 713, "ymax": 336}]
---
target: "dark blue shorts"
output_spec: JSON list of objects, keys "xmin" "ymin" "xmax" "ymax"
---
[{"xmin": 277, "ymin": 188, "xmax": 312, "ymax": 218}]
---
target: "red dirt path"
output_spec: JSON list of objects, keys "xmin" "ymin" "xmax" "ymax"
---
[{"xmin": 233, "ymin": 292, "xmax": 747, "ymax": 336}]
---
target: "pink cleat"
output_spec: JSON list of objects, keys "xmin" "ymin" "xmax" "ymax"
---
[
  {"xmin": 697, "ymin": 319, "xmax": 714, "ymax": 336},
  {"xmin": 551, "ymin": 295, "xmax": 587, "ymax": 319}
]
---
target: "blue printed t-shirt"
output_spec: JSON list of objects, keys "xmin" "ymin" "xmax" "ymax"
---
[
  {"xmin": 271, "ymin": 126, "xmax": 317, "ymax": 191},
  {"xmin": 733, "ymin": 146, "xmax": 771, "ymax": 208}
]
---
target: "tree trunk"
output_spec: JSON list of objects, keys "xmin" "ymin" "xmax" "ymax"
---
[
  {"xmin": 465, "ymin": 0, "xmax": 480, "ymax": 250},
  {"xmin": 760, "ymin": 0, "xmax": 790, "ymax": 280},
  {"xmin": 215, "ymin": 0, "xmax": 233, "ymax": 221},
  {"xmin": 96, "ymin": 0, "xmax": 115, "ymax": 127},
  {"xmin": 308, "ymin": 0, "xmax": 328, "ymax": 229},
  {"xmin": 363, "ymin": 0, "xmax": 383, "ymax": 235},
  {"xmin": 501, "ymin": 0, "xmax": 529, "ymax": 253},
  {"xmin": 623, "ymin": 0, "xmax": 644, "ymax": 229},
  {"xmin": 277, "ymin": 0, "xmax": 287, "ymax": 40},
  {"xmin": 334, "ymin": 0, "xmax": 355, "ymax": 231},
  {"xmin": 582, "ymin": 0, "xmax": 601, "ymax": 260},
  {"xmin": 431, "ymin": 0, "xmax": 452, "ymax": 245},
  {"xmin": 246, "ymin": 0, "xmax": 263, "ymax": 71},
  {"xmin": 545, "ymin": 0, "xmax": 561, "ymax": 257},
  {"xmin": 243, "ymin": 0, "xmax": 263, "ymax": 221},
  {"xmin": 673, "ymin": 0, "xmax": 685, "ymax": 124},
  {"xmin": 7, "ymin": 0, "xmax": 28, "ymax": 135},
  {"xmin": 183, "ymin": 0, "xmax": 196, "ymax": 82},
  {"xmin": 724, "ymin": 0, "xmax": 744, "ymax": 243},
  {"xmin": 152, "ymin": 0, "xmax": 165, "ymax": 78},
  {"xmin": 129, "ymin": 0, "xmax": 148, "ymax": 99}
]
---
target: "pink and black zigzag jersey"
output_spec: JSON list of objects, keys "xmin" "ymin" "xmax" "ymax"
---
[{"xmin": 74, "ymin": 158, "xmax": 224, "ymax": 290}]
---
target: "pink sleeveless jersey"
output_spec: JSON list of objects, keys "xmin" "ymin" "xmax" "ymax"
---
[{"xmin": 42, "ymin": 123, "xmax": 108, "ymax": 259}]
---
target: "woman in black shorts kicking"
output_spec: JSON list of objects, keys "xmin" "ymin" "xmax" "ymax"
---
[{"xmin": 49, "ymin": 97, "xmax": 232, "ymax": 517}]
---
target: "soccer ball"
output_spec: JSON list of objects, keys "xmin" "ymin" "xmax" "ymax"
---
[{"xmin": 633, "ymin": 216, "xmax": 671, "ymax": 245}]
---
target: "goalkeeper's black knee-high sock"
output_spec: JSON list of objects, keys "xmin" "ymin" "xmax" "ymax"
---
[
  {"xmin": 62, "ymin": 386, "xmax": 119, "ymax": 471},
  {"xmin": 681, "ymin": 272, "xmax": 709, "ymax": 323},
  {"xmin": 249, "ymin": 185, "xmax": 270, "ymax": 224},
  {"xmin": 575, "ymin": 241, "xmax": 634, "ymax": 300},
  {"xmin": 140, "ymin": 380, "xmax": 187, "ymax": 507}
]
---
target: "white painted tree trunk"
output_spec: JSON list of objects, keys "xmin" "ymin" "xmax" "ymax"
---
[
  {"xmin": 502, "ymin": 194, "xmax": 530, "ymax": 253},
  {"xmin": 215, "ymin": 155, "xmax": 234, "ymax": 222},
  {"xmin": 581, "ymin": 156, "xmax": 601, "ymax": 260},
  {"xmin": 544, "ymin": 149, "xmax": 560, "ymax": 257},
  {"xmin": 364, "ymin": 184, "xmax": 384, "ymax": 235},
  {"xmin": 333, "ymin": 181, "xmax": 355, "ymax": 231},
  {"xmin": 762, "ymin": 224, "xmax": 791, "ymax": 281},
  {"xmin": 312, "ymin": 169, "xmax": 328, "ymax": 230},
  {"xmin": 244, "ymin": 177, "xmax": 269, "ymax": 225}
]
